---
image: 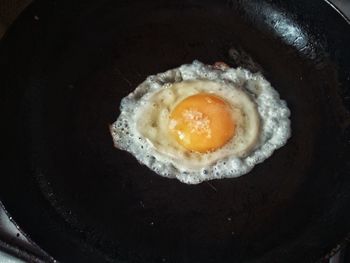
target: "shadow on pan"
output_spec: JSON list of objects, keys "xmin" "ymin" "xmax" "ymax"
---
[{"xmin": 0, "ymin": 0, "xmax": 350, "ymax": 262}]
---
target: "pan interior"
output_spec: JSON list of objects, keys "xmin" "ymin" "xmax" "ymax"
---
[{"xmin": 2, "ymin": 0, "xmax": 350, "ymax": 262}]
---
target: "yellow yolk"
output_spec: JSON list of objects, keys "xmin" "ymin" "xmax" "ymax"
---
[{"xmin": 169, "ymin": 93, "xmax": 236, "ymax": 153}]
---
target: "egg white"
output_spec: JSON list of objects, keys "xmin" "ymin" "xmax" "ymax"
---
[{"xmin": 110, "ymin": 61, "xmax": 291, "ymax": 184}]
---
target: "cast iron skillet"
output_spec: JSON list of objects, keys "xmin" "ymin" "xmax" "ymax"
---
[{"xmin": 1, "ymin": 0, "xmax": 350, "ymax": 262}]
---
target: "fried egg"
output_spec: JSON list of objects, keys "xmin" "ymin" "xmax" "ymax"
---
[{"xmin": 110, "ymin": 61, "xmax": 291, "ymax": 184}]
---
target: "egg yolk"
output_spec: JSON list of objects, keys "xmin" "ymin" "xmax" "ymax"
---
[{"xmin": 169, "ymin": 93, "xmax": 236, "ymax": 153}]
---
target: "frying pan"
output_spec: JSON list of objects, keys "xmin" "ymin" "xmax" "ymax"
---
[{"xmin": 1, "ymin": 0, "xmax": 350, "ymax": 262}]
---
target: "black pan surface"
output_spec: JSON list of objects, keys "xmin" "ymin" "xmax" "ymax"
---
[{"xmin": 1, "ymin": 0, "xmax": 350, "ymax": 262}]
